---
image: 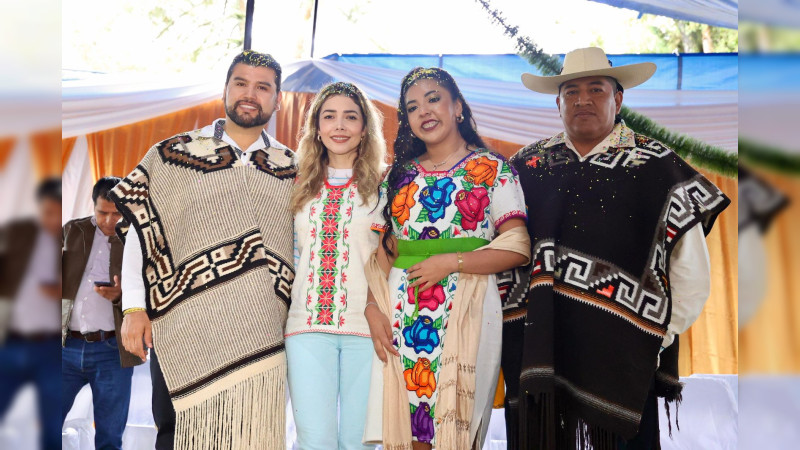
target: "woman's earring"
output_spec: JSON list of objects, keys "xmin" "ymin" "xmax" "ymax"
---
[
  {"xmin": 317, "ymin": 134, "xmax": 322, "ymax": 142},
  {"xmin": 456, "ymin": 113, "xmax": 464, "ymax": 123}
]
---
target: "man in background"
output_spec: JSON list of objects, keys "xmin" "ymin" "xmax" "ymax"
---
[
  {"xmin": 61, "ymin": 176, "xmax": 143, "ymax": 449},
  {"xmin": 0, "ymin": 178, "xmax": 62, "ymax": 450}
]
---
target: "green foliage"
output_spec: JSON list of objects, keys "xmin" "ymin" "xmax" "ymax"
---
[
  {"xmin": 739, "ymin": 138, "xmax": 800, "ymax": 175},
  {"xmin": 635, "ymin": 16, "xmax": 738, "ymax": 53},
  {"xmin": 474, "ymin": 0, "xmax": 738, "ymax": 177}
]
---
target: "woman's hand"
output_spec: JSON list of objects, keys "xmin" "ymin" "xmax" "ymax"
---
[
  {"xmin": 365, "ymin": 302, "xmax": 399, "ymax": 363},
  {"xmin": 406, "ymin": 253, "xmax": 458, "ymax": 292}
]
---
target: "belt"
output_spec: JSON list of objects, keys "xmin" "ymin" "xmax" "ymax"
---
[
  {"xmin": 393, "ymin": 237, "xmax": 490, "ymax": 269},
  {"xmin": 68, "ymin": 330, "xmax": 116, "ymax": 343},
  {"xmin": 394, "ymin": 237, "xmax": 490, "ymax": 319},
  {"xmin": 7, "ymin": 331, "xmax": 61, "ymax": 342}
]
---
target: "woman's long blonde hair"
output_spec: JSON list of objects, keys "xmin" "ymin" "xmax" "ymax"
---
[{"xmin": 290, "ymin": 82, "xmax": 386, "ymax": 214}]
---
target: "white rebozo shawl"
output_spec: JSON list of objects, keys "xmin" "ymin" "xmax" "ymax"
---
[
  {"xmin": 110, "ymin": 129, "xmax": 296, "ymax": 450},
  {"xmin": 365, "ymin": 226, "xmax": 530, "ymax": 450}
]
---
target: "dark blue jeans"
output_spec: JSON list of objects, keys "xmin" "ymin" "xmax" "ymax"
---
[
  {"xmin": 62, "ymin": 336, "xmax": 133, "ymax": 450},
  {"xmin": 0, "ymin": 335, "xmax": 61, "ymax": 450}
]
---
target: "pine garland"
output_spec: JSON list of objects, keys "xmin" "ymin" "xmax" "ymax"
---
[
  {"xmin": 739, "ymin": 138, "xmax": 800, "ymax": 175},
  {"xmin": 475, "ymin": 0, "xmax": 738, "ymax": 177}
]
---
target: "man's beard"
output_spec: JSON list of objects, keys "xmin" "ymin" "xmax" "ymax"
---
[{"xmin": 226, "ymin": 100, "xmax": 273, "ymax": 128}]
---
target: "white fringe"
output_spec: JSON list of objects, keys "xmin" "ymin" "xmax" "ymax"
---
[{"xmin": 173, "ymin": 359, "xmax": 285, "ymax": 450}]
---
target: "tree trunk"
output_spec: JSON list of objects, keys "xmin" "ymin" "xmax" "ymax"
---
[{"xmin": 702, "ymin": 25, "xmax": 714, "ymax": 53}]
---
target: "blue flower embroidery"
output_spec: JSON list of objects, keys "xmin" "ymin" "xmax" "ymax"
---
[
  {"xmin": 419, "ymin": 177, "xmax": 456, "ymax": 222},
  {"xmin": 402, "ymin": 315, "xmax": 440, "ymax": 354}
]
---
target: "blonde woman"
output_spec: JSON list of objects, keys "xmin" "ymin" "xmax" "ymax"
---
[{"xmin": 286, "ymin": 82, "xmax": 386, "ymax": 449}]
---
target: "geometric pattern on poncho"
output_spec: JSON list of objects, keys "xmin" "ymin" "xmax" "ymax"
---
[
  {"xmin": 527, "ymin": 172, "xmax": 728, "ymax": 337},
  {"xmin": 110, "ymin": 165, "xmax": 294, "ymax": 318}
]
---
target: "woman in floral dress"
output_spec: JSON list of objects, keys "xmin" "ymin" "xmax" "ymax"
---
[{"xmin": 365, "ymin": 68, "xmax": 530, "ymax": 450}]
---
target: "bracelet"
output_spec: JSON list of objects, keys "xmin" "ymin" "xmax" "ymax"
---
[
  {"xmin": 457, "ymin": 251, "xmax": 464, "ymax": 273},
  {"xmin": 365, "ymin": 302, "xmax": 380, "ymax": 312},
  {"xmin": 123, "ymin": 307, "xmax": 146, "ymax": 316}
]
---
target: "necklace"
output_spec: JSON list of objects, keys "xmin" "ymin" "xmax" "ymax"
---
[{"xmin": 429, "ymin": 142, "xmax": 467, "ymax": 170}]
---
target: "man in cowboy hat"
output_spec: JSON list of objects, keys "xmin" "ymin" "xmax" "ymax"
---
[{"xmin": 504, "ymin": 47, "xmax": 730, "ymax": 449}]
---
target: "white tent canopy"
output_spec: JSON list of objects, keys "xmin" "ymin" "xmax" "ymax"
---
[
  {"xmin": 62, "ymin": 57, "xmax": 738, "ymax": 151},
  {"xmin": 587, "ymin": 0, "xmax": 739, "ymax": 28}
]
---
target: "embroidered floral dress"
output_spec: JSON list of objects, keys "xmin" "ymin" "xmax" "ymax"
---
[{"xmin": 373, "ymin": 149, "xmax": 526, "ymax": 443}]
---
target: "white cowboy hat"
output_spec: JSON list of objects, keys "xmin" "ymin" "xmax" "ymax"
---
[{"xmin": 521, "ymin": 47, "xmax": 656, "ymax": 95}]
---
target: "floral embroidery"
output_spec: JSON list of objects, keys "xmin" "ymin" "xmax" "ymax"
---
[
  {"xmin": 419, "ymin": 177, "xmax": 456, "ymax": 222},
  {"xmin": 454, "ymin": 187, "xmax": 490, "ymax": 231},
  {"xmin": 402, "ymin": 315, "xmax": 440, "ymax": 353},
  {"xmin": 419, "ymin": 226, "xmax": 440, "ymax": 240},
  {"xmin": 305, "ymin": 183, "xmax": 355, "ymax": 327},
  {"xmin": 408, "ymin": 283, "xmax": 445, "ymax": 311},
  {"xmin": 392, "ymin": 182, "xmax": 419, "ymax": 225},
  {"xmin": 410, "ymin": 402, "xmax": 435, "ymax": 443},
  {"xmin": 395, "ymin": 166, "xmax": 419, "ymax": 189},
  {"xmin": 464, "ymin": 156, "xmax": 498, "ymax": 186},
  {"xmin": 404, "ymin": 358, "xmax": 437, "ymax": 398}
]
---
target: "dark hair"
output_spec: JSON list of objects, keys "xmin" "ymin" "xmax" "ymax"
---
[
  {"xmin": 92, "ymin": 176, "xmax": 122, "ymax": 204},
  {"xmin": 36, "ymin": 177, "xmax": 61, "ymax": 202},
  {"xmin": 380, "ymin": 67, "xmax": 487, "ymax": 255},
  {"xmin": 225, "ymin": 50, "xmax": 282, "ymax": 92}
]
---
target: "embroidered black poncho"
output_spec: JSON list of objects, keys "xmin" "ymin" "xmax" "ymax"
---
[{"xmin": 506, "ymin": 124, "xmax": 730, "ymax": 449}]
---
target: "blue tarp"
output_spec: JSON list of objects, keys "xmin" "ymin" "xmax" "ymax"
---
[{"xmin": 323, "ymin": 53, "xmax": 738, "ymax": 91}]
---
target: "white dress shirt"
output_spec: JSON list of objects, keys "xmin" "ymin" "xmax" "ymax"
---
[
  {"xmin": 68, "ymin": 217, "xmax": 116, "ymax": 333},
  {"xmin": 563, "ymin": 131, "xmax": 712, "ymax": 349}
]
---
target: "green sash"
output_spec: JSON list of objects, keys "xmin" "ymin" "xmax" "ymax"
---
[{"xmin": 393, "ymin": 237, "xmax": 489, "ymax": 318}]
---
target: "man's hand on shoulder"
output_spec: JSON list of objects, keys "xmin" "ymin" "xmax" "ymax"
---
[{"xmin": 122, "ymin": 310, "xmax": 152, "ymax": 362}]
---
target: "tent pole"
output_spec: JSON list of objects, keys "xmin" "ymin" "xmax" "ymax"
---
[
  {"xmin": 310, "ymin": 0, "xmax": 320, "ymax": 58},
  {"xmin": 244, "ymin": 0, "xmax": 255, "ymax": 50}
]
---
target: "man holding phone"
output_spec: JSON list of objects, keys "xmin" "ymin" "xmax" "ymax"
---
[{"xmin": 61, "ymin": 176, "xmax": 143, "ymax": 450}]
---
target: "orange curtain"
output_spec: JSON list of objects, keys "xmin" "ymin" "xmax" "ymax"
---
[
  {"xmin": 739, "ymin": 171, "xmax": 800, "ymax": 373},
  {"xmin": 677, "ymin": 170, "xmax": 738, "ymax": 375},
  {"xmin": 62, "ymin": 137, "xmax": 78, "ymax": 173},
  {"xmin": 86, "ymin": 99, "xmax": 224, "ymax": 181},
  {"xmin": 30, "ymin": 128, "xmax": 63, "ymax": 180},
  {"xmin": 0, "ymin": 137, "xmax": 16, "ymax": 171},
  {"xmin": 275, "ymin": 92, "xmax": 315, "ymax": 151}
]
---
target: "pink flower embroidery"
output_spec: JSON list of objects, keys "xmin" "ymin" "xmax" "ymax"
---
[
  {"xmin": 319, "ymin": 292, "xmax": 334, "ymax": 306},
  {"xmin": 320, "ymin": 255, "xmax": 337, "ymax": 270},
  {"xmin": 324, "ymin": 202, "xmax": 339, "ymax": 215},
  {"xmin": 322, "ymin": 218, "xmax": 338, "ymax": 233},
  {"xmin": 454, "ymin": 187, "xmax": 490, "ymax": 231},
  {"xmin": 407, "ymin": 283, "xmax": 445, "ymax": 311},
  {"xmin": 328, "ymin": 189, "xmax": 344, "ymax": 201},
  {"xmin": 317, "ymin": 309, "xmax": 333, "ymax": 325},
  {"xmin": 321, "ymin": 238, "xmax": 337, "ymax": 252}
]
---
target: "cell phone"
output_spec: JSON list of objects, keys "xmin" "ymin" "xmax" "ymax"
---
[{"xmin": 93, "ymin": 280, "xmax": 114, "ymax": 287}]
